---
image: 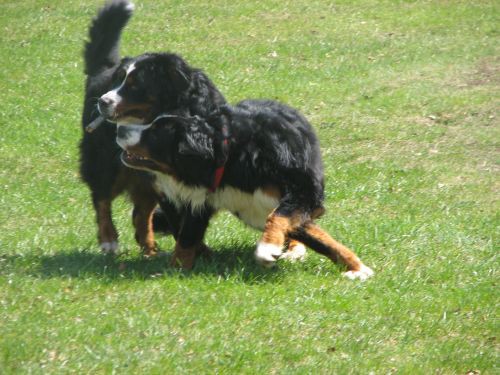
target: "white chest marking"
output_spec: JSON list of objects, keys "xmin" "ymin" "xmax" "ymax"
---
[
  {"xmin": 210, "ymin": 187, "xmax": 278, "ymax": 230},
  {"xmin": 154, "ymin": 173, "xmax": 279, "ymax": 230},
  {"xmin": 154, "ymin": 173, "xmax": 208, "ymax": 212},
  {"xmin": 101, "ymin": 63, "xmax": 136, "ymax": 106}
]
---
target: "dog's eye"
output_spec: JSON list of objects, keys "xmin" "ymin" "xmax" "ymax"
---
[{"xmin": 125, "ymin": 76, "xmax": 140, "ymax": 91}]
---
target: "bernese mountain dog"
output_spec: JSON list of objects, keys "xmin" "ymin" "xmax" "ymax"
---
[
  {"xmin": 114, "ymin": 100, "xmax": 374, "ymax": 280},
  {"xmin": 80, "ymin": 0, "xmax": 225, "ymax": 256}
]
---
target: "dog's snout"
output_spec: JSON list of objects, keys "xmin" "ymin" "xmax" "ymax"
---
[
  {"xmin": 97, "ymin": 92, "xmax": 120, "ymax": 119},
  {"xmin": 117, "ymin": 125, "xmax": 130, "ymax": 139},
  {"xmin": 116, "ymin": 125, "xmax": 144, "ymax": 150}
]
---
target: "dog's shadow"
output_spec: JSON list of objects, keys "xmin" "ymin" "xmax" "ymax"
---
[{"xmin": 2, "ymin": 245, "xmax": 285, "ymax": 284}]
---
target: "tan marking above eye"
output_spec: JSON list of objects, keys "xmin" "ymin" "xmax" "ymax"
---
[
  {"xmin": 116, "ymin": 101, "xmax": 153, "ymax": 114},
  {"xmin": 126, "ymin": 75, "xmax": 138, "ymax": 88}
]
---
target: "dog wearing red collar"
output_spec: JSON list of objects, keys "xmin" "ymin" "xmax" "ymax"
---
[{"xmin": 116, "ymin": 100, "xmax": 374, "ymax": 280}]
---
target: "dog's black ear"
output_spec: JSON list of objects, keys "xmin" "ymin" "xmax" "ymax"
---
[
  {"xmin": 178, "ymin": 119, "xmax": 214, "ymax": 160},
  {"xmin": 158, "ymin": 54, "xmax": 191, "ymax": 92},
  {"xmin": 207, "ymin": 105, "xmax": 231, "ymax": 130},
  {"xmin": 206, "ymin": 108, "xmax": 231, "ymax": 167}
]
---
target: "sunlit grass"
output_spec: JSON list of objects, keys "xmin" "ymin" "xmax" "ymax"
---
[{"xmin": 0, "ymin": 0, "xmax": 498, "ymax": 373}]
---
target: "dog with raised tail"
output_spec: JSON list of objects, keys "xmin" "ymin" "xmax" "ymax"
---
[{"xmin": 80, "ymin": 0, "xmax": 226, "ymax": 256}]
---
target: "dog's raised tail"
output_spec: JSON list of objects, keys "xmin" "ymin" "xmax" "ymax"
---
[
  {"xmin": 84, "ymin": 0, "xmax": 135, "ymax": 76},
  {"xmin": 288, "ymin": 223, "xmax": 374, "ymax": 280}
]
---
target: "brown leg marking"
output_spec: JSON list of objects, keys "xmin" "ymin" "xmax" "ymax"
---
[
  {"xmin": 280, "ymin": 206, "xmax": 324, "ymax": 261},
  {"xmin": 131, "ymin": 193, "xmax": 159, "ymax": 257},
  {"xmin": 260, "ymin": 214, "xmax": 291, "ymax": 246},
  {"xmin": 93, "ymin": 168, "xmax": 129, "ymax": 254},
  {"xmin": 256, "ymin": 213, "xmax": 302, "ymax": 266},
  {"xmin": 303, "ymin": 223, "xmax": 364, "ymax": 271},
  {"xmin": 170, "ymin": 242, "xmax": 197, "ymax": 270},
  {"xmin": 95, "ymin": 200, "xmax": 118, "ymax": 253},
  {"xmin": 257, "ymin": 188, "xmax": 309, "ymax": 263}
]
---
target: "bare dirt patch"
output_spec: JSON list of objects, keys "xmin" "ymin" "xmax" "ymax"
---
[{"xmin": 468, "ymin": 57, "xmax": 500, "ymax": 87}]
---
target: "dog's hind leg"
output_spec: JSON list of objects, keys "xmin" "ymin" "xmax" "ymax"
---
[
  {"xmin": 289, "ymin": 223, "xmax": 374, "ymax": 280},
  {"xmin": 279, "ymin": 206, "xmax": 325, "ymax": 262}
]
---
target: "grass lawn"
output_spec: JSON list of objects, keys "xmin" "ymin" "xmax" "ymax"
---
[{"xmin": 0, "ymin": 0, "xmax": 498, "ymax": 373}]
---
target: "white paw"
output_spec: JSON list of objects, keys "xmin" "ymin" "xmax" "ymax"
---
[
  {"xmin": 100, "ymin": 241, "xmax": 119, "ymax": 255},
  {"xmin": 279, "ymin": 243, "xmax": 307, "ymax": 262},
  {"xmin": 255, "ymin": 242, "xmax": 283, "ymax": 268},
  {"xmin": 343, "ymin": 264, "xmax": 374, "ymax": 281}
]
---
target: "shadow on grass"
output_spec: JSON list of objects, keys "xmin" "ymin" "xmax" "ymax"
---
[{"xmin": 0, "ymin": 245, "xmax": 283, "ymax": 284}]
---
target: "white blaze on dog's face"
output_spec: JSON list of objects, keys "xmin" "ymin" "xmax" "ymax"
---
[
  {"xmin": 97, "ymin": 53, "xmax": 194, "ymax": 126},
  {"xmin": 98, "ymin": 62, "xmax": 162, "ymax": 125},
  {"xmin": 98, "ymin": 63, "xmax": 140, "ymax": 124}
]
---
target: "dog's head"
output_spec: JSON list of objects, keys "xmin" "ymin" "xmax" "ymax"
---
[
  {"xmin": 98, "ymin": 53, "xmax": 191, "ymax": 125},
  {"xmin": 116, "ymin": 115, "xmax": 216, "ymax": 176}
]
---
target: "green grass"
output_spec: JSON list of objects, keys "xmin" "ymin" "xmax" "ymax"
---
[{"xmin": 0, "ymin": 0, "xmax": 498, "ymax": 373}]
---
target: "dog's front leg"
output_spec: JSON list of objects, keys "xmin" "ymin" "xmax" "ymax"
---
[
  {"xmin": 131, "ymin": 192, "xmax": 159, "ymax": 257},
  {"xmin": 170, "ymin": 206, "xmax": 213, "ymax": 269},
  {"xmin": 156, "ymin": 198, "xmax": 184, "ymax": 239}
]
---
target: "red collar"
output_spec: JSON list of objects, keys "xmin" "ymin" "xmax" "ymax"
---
[
  {"xmin": 209, "ymin": 124, "xmax": 230, "ymax": 192},
  {"xmin": 210, "ymin": 164, "xmax": 225, "ymax": 192}
]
